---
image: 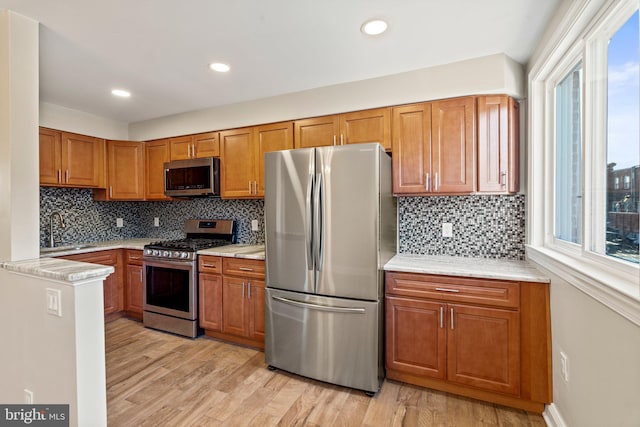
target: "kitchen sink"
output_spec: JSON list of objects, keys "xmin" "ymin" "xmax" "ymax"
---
[{"xmin": 40, "ymin": 244, "xmax": 96, "ymax": 254}]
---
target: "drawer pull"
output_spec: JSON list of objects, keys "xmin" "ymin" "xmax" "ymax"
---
[
  {"xmin": 435, "ymin": 287, "xmax": 460, "ymax": 293},
  {"xmin": 238, "ymin": 267, "xmax": 254, "ymax": 271},
  {"xmin": 129, "ymin": 256, "xmax": 140, "ymax": 260},
  {"xmin": 202, "ymin": 263, "xmax": 218, "ymax": 268}
]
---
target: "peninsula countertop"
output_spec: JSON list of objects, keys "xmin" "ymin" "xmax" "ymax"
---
[{"xmin": 384, "ymin": 253, "xmax": 550, "ymax": 283}]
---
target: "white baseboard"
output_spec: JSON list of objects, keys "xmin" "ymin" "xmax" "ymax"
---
[{"xmin": 543, "ymin": 403, "xmax": 568, "ymax": 427}]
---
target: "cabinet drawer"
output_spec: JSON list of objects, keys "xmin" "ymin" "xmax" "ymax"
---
[
  {"xmin": 385, "ymin": 272, "xmax": 519, "ymax": 308},
  {"xmin": 61, "ymin": 249, "xmax": 118, "ymax": 266},
  {"xmin": 199, "ymin": 256, "xmax": 222, "ymax": 274},
  {"xmin": 222, "ymin": 258, "xmax": 264, "ymax": 279},
  {"xmin": 126, "ymin": 249, "xmax": 143, "ymax": 265}
]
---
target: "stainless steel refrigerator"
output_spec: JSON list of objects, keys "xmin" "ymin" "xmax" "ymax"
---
[{"xmin": 264, "ymin": 143, "xmax": 396, "ymax": 394}]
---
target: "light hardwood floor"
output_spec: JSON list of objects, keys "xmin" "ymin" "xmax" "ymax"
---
[{"xmin": 106, "ymin": 318, "xmax": 546, "ymax": 426}]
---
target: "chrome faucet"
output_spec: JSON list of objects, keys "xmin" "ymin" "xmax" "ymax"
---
[{"xmin": 49, "ymin": 211, "xmax": 66, "ymax": 248}]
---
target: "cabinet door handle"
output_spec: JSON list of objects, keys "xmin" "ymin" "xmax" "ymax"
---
[
  {"xmin": 65, "ymin": 169, "xmax": 69, "ymax": 183},
  {"xmin": 139, "ymin": 270, "xmax": 143, "ymax": 282},
  {"xmin": 425, "ymin": 173, "xmax": 430, "ymax": 192},
  {"xmin": 57, "ymin": 170, "xmax": 61, "ymax": 183},
  {"xmin": 109, "ymin": 186, "xmax": 113, "ymax": 198},
  {"xmin": 501, "ymin": 171, "xmax": 507, "ymax": 187},
  {"xmin": 450, "ymin": 308, "xmax": 454, "ymax": 330},
  {"xmin": 239, "ymin": 267, "xmax": 253, "ymax": 271},
  {"xmin": 254, "ymin": 180, "xmax": 257, "ymax": 194},
  {"xmin": 248, "ymin": 181, "xmax": 252, "ymax": 193},
  {"xmin": 242, "ymin": 282, "xmax": 245, "ymax": 298},
  {"xmin": 202, "ymin": 263, "xmax": 217, "ymax": 268},
  {"xmin": 333, "ymin": 135, "xmax": 337, "ymax": 146},
  {"xmin": 192, "ymin": 143, "xmax": 196, "ymax": 158},
  {"xmin": 435, "ymin": 287, "xmax": 460, "ymax": 293},
  {"xmin": 435, "ymin": 172, "xmax": 439, "ymax": 191},
  {"xmin": 187, "ymin": 144, "xmax": 191, "ymax": 158},
  {"xmin": 248, "ymin": 283, "xmax": 251, "ymax": 299},
  {"xmin": 340, "ymin": 134, "xmax": 344, "ymax": 145},
  {"xmin": 439, "ymin": 306, "xmax": 444, "ymax": 329}
]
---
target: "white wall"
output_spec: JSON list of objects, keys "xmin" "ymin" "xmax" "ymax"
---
[
  {"xmin": 537, "ymin": 266, "xmax": 640, "ymax": 427},
  {"xmin": 527, "ymin": 0, "xmax": 640, "ymax": 426},
  {"xmin": 0, "ymin": 11, "xmax": 39, "ymax": 262},
  {"xmin": 129, "ymin": 53, "xmax": 525, "ymax": 141},
  {"xmin": 0, "ymin": 268, "xmax": 108, "ymax": 427},
  {"xmin": 40, "ymin": 101, "xmax": 129, "ymax": 140}
]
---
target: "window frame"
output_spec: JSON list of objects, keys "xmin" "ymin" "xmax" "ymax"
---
[{"xmin": 528, "ymin": 0, "xmax": 640, "ymax": 326}]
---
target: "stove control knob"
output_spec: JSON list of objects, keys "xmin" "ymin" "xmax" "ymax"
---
[
  {"xmin": 181, "ymin": 252, "xmax": 189, "ymax": 259},
  {"xmin": 163, "ymin": 250, "xmax": 170, "ymax": 257},
  {"xmin": 152, "ymin": 250, "xmax": 159, "ymax": 256},
  {"xmin": 173, "ymin": 251, "xmax": 181, "ymax": 258}
]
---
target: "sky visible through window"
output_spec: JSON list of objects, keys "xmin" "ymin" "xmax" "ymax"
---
[{"xmin": 607, "ymin": 10, "xmax": 639, "ymax": 170}]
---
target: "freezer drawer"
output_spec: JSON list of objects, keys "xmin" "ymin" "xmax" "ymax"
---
[{"xmin": 265, "ymin": 288, "xmax": 384, "ymax": 393}]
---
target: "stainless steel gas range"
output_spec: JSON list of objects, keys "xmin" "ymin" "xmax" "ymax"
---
[{"xmin": 143, "ymin": 219, "xmax": 236, "ymax": 338}]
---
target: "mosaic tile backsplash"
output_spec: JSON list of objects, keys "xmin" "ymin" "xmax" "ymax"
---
[
  {"xmin": 39, "ymin": 188, "xmax": 265, "ymax": 247},
  {"xmin": 398, "ymin": 195, "xmax": 525, "ymax": 260},
  {"xmin": 41, "ymin": 189, "xmax": 524, "ymax": 260}
]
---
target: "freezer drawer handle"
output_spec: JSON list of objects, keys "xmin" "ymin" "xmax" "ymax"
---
[
  {"xmin": 272, "ymin": 296, "xmax": 366, "ymax": 314},
  {"xmin": 239, "ymin": 267, "xmax": 254, "ymax": 271}
]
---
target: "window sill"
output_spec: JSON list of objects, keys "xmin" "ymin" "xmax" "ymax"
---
[{"xmin": 526, "ymin": 245, "xmax": 640, "ymax": 326}]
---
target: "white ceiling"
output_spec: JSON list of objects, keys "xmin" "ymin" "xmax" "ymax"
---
[{"xmin": 0, "ymin": 0, "xmax": 560, "ymax": 124}]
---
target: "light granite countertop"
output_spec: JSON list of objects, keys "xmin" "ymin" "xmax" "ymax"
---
[
  {"xmin": 38, "ymin": 238, "xmax": 265, "ymax": 260},
  {"xmin": 1, "ymin": 257, "xmax": 115, "ymax": 283},
  {"xmin": 198, "ymin": 244, "xmax": 265, "ymax": 260},
  {"xmin": 384, "ymin": 254, "xmax": 550, "ymax": 283},
  {"xmin": 39, "ymin": 238, "xmax": 161, "ymax": 257}
]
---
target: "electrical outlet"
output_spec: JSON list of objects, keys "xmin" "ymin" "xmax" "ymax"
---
[
  {"xmin": 24, "ymin": 389, "xmax": 33, "ymax": 404},
  {"xmin": 251, "ymin": 219, "xmax": 259, "ymax": 231},
  {"xmin": 46, "ymin": 288, "xmax": 62, "ymax": 317},
  {"xmin": 116, "ymin": 218, "xmax": 124, "ymax": 228},
  {"xmin": 154, "ymin": 217, "xmax": 160, "ymax": 227},
  {"xmin": 442, "ymin": 223, "xmax": 453, "ymax": 238},
  {"xmin": 560, "ymin": 351, "xmax": 569, "ymax": 382}
]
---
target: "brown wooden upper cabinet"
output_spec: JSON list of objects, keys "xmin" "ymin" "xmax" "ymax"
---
[
  {"xmin": 94, "ymin": 140, "xmax": 145, "ymax": 201},
  {"xmin": 392, "ymin": 97, "xmax": 476, "ymax": 195},
  {"xmin": 477, "ymin": 95, "xmax": 519, "ymax": 194},
  {"xmin": 294, "ymin": 107, "xmax": 391, "ymax": 151},
  {"xmin": 220, "ymin": 122, "xmax": 293, "ymax": 198},
  {"xmin": 39, "ymin": 127, "xmax": 106, "ymax": 188},
  {"xmin": 169, "ymin": 132, "xmax": 220, "ymax": 160},
  {"xmin": 144, "ymin": 138, "xmax": 171, "ymax": 200}
]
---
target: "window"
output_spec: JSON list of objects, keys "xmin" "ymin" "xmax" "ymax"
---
[
  {"xmin": 555, "ymin": 62, "xmax": 583, "ymax": 245},
  {"xmin": 528, "ymin": 0, "xmax": 639, "ymax": 320},
  {"xmin": 605, "ymin": 10, "xmax": 639, "ymax": 264}
]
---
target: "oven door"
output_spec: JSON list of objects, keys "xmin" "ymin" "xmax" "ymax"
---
[{"xmin": 143, "ymin": 258, "xmax": 197, "ymax": 320}]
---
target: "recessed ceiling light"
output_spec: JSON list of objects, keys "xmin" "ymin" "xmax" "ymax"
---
[
  {"xmin": 111, "ymin": 89, "xmax": 131, "ymax": 98},
  {"xmin": 209, "ymin": 62, "xmax": 230, "ymax": 73},
  {"xmin": 361, "ymin": 20, "xmax": 388, "ymax": 36}
]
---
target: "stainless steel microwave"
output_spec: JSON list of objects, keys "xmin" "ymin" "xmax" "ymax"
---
[{"xmin": 164, "ymin": 157, "xmax": 220, "ymax": 197}]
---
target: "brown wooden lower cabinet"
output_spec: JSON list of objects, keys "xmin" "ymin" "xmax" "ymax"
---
[
  {"xmin": 385, "ymin": 271, "xmax": 551, "ymax": 413},
  {"xmin": 124, "ymin": 249, "xmax": 144, "ymax": 319},
  {"xmin": 199, "ymin": 255, "xmax": 265, "ymax": 349},
  {"xmin": 60, "ymin": 249, "xmax": 122, "ymax": 316}
]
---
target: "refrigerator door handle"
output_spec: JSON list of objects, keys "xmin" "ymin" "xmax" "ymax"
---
[
  {"xmin": 314, "ymin": 172, "xmax": 324, "ymax": 273},
  {"xmin": 272, "ymin": 295, "xmax": 366, "ymax": 314},
  {"xmin": 306, "ymin": 173, "xmax": 314, "ymax": 270}
]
